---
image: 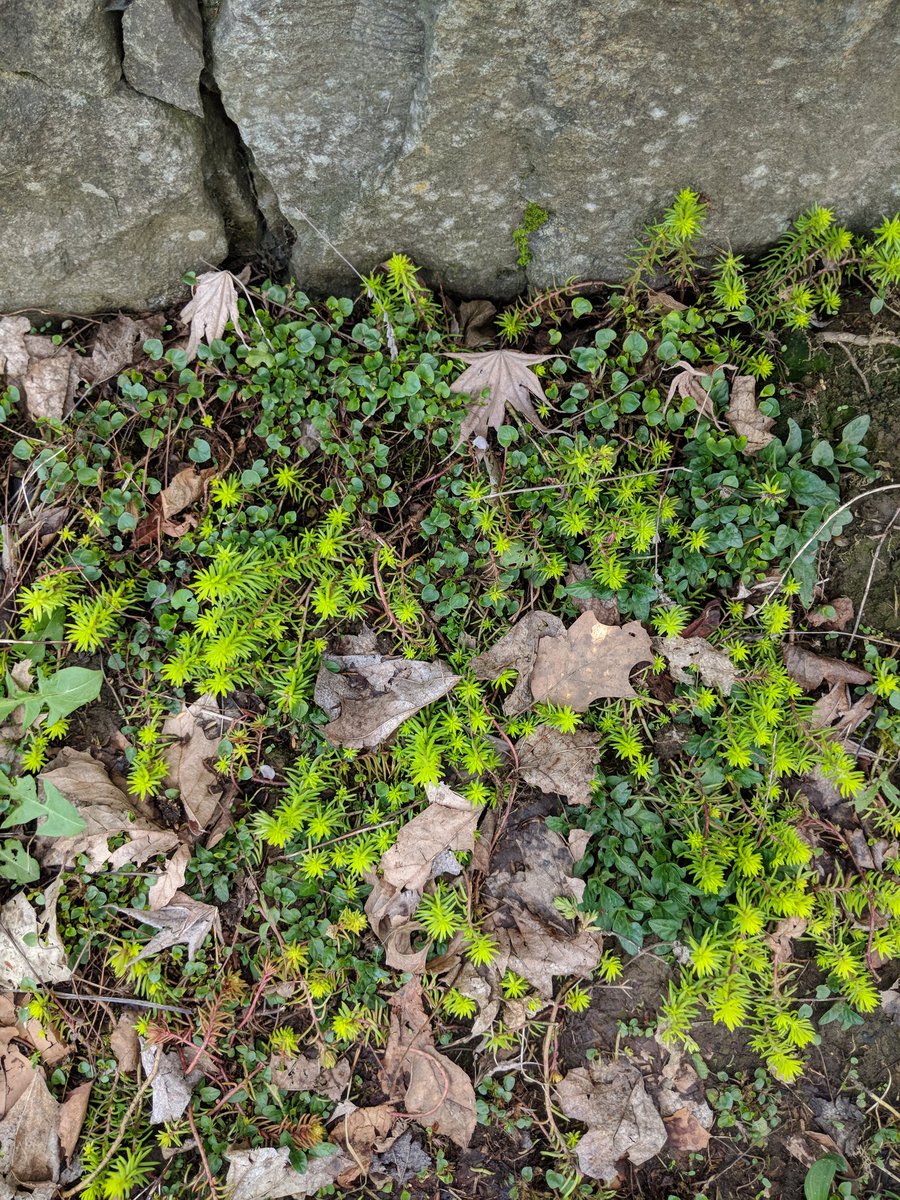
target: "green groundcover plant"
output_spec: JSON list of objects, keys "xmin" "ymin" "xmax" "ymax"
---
[{"xmin": 1, "ymin": 194, "xmax": 899, "ymax": 1196}]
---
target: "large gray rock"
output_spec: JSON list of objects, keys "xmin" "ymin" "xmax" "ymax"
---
[
  {"xmin": 0, "ymin": 3, "xmax": 227, "ymax": 313},
  {"xmin": 208, "ymin": 0, "xmax": 900, "ymax": 296},
  {"xmin": 123, "ymin": 0, "xmax": 205, "ymax": 117}
]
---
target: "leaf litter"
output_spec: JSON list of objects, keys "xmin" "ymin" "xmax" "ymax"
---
[{"xmin": 446, "ymin": 348, "xmax": 553, "ymax": 452}]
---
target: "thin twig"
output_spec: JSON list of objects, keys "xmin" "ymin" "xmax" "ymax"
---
[
  {"xmin": 52, "ymin": 991, "xmax": 191, "ymax": 1015},
  {"xmin": 817, "ymin": 331, "xmax": 900, "ymax": 348}
]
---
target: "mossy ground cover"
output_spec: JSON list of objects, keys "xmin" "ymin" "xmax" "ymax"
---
[{"xmin": 0, "ymin": 198, "xmax": 899, "ymax": 1199}]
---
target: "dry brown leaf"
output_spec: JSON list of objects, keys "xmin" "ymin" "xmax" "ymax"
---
[
  {"xmin": 654, "ymin": 635, "xmax": 737, "ymax": 695},
  {"xmin": 783, "ymin": 644, "xmax": 871, "ymax": 691},
  {"xmin": 806, "ymin": 597, "xmax": 854, "ymax": 632},
  {"xmin": 336, "ymin": 1103, "xmax": 397, "ymax": 1173},
  {"xmin": 270, "ymin": 1054, "xmax": 350, "ymax": 1101},
  {"xmin": 646, "ymin": 289, "xmax": 687, "ymax": 312},
  {"xmin": 225, "ymin": 1145, "xmax": 352, "ymax": 1199},
  {"xmin": 380, "ymin": 783, "xmax": 480, "ymax": 893},
  {"xmin": 15, "ymin": 1014, "xmax": 68, "ymax": 1069},
  {"xmin": 555, "ymin": 1059, "xmax": 667, "ymax": 1183},
  {"xmin": 162, "ymin": 696, "xmax": 232, "ymax": 833},
  {"xmin": 568, "ymin": 828, "xmax": 592, "ymax": 862},
  {"xmin": 469, "ymin": 611, "xmax": 565, "ymax": 716},
  {"xmin": 160, "ymin": 467, "xmax": 209, "ymax": 520},
  {"xmin": 119, "ymin": 891, "xmax": 221, "ymax": 962},
  {"xmin": 78, "ymin": 314, "xmax": 165, "ymax": 384},
  {"xmin": 110, "ymin": 1014, "xmax": 140, "ymax": 1074},
  {"xmin": 665, "ymin": 361, "xmax": 723, "ymax": 426},
  {"xmin": 810, "ymin": 683, "xmax": 875, "ymax": 735},
  {"xmin": 564, "ymin": 564, "xmax": 621, "ymax": 624},
  {"xmin": 0, "ymin": 1071, "xmax": 61, "ymax": 1185},
  {"xmin": 57, "ymin": 1082, "xmax": 92, "ymax": 1161},
  {"xmin": 530, "ymin": 613, "xmax": 653, "ymax": 711},
  {"xmin": 179, "ymin": 269, "xmax": 245, "ymax": 361},
  {"xmin": 37, "ymin": 749, "xmax": 179, "ymax": 871},
  {"xmin": 140, "ymin": 1039, "xmax": 201, "ymax": 1124},
  {"xmin": 725, "ymin": 374, "xmax": 774, "ymax": 453},
  {"xmin": 364, "ymin": 875, "xmax": 428, "ymax": 974},
  {"xmin": 147, "ymin": 842, "xmax": 192, "ymax": 910},
  {"xmin": 447, "ymin": 349, "xmax": 553, "ymax": 453},
  {"xmin": 0, "ymin": 1026, "xmax": 40, "ymax": 1120},
  {"xmin": 479, "ymin": 816, "xmax": 602, "ymax": 997},
  {"xmin": 315, "ymin": 655, "xmax": 459, "ymax": 750},
  {"xmin": 664, "ymin": 1106, "xmax": 711, "ymax": 1152},
  {"xmin": 765, "ymin": 917, "xmax": 808, "ymax": 968},
  {"xmin": 0, "ymin": 880, "xmax": 69, "ymax": 991},
  {"xmin": 382, "ymin": 979, "xmax": 476, "ymax": 1149},
  {"xmin": 515, "ymin": 726, "xmax": 601, "ymax": 806},
  {"xmin": 454, "ymin": 299, "xmax": 497, "ymax": 348}
]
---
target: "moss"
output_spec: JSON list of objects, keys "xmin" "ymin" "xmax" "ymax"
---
[{"xmin": 512, "ymin": 201, "xmax": 550, "ymax": 267}]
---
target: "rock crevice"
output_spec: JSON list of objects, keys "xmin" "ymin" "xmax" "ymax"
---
[{"xmin": 1, "ymin": 0, "xmax": 898, "ymax": 312}]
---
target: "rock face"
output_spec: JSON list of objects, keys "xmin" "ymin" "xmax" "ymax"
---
[
  {"xmin": 1, "ymin": 0, "xmax": 899, "ymax": 311},
  {"xmin": 0, "ymin": 1, "xmax": 226, "ymax": 313}
]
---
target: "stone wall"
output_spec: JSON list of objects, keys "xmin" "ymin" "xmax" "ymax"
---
[{"xmin": 2, "ymin": 0, "xmax": 899, "ymax": 312}]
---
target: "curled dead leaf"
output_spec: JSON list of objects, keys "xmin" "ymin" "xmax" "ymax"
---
[
  {"xmin": 516, "ymin": 726, "xmax": 601, "ymax": 806},
  {"xmin": 447, "ymin": 348, "xmax": 553, "ymax": 454},
  {"xmin": 469, "ymin": 611, "xmax": 565, "ymax": 716},
  {"xmin": 180, "ymin": 269, "xmax": 246, "ymax": 361},
  {"xmin": 654, "ymin": 635, "xmax": 737, "ymax": 695},
  {"xmin": 783, "ymin": 644, "xmax": 871, "ymax": 691}
]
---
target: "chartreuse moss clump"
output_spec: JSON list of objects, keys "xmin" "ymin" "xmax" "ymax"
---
[{"xmin": 1, "ymin": 204, "xmax": 899, "ymax": 1191}]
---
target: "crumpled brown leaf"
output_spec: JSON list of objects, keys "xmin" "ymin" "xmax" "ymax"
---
[
  {"xmin": 147, "ymin": 842, "xmax": 192, "ymax": 911},
  {"xmin": 333, "ymin": 1103, "xmax": 398, "ymax": 1175},
  {"xmin": 447, "ymin": 349, "xmax": 552, "ymax": 453},
  {"xmin": 806, "ymin": 597, "xmax": 854, "ymax": 632},
  {"xmin": 140, "ymin": 1039, "xmax": 201, "ymax": 1124},
  {"xmin": 555, "ymin": 1059, "xmax": 667, "ymax": 1183},
  {"xmin": 365, "ymin": 875, "xmax": 428, "ymax": 974},
  {"xmin": 515, "ymin": 726, "xmax": 601, "ymax": 806},
  {"xmin": 380, "ymin": 784, "xmax": 480, "ymax": 893},
  {"xmin": 162, "ymin": 696, "xmax": 233, "ymax": 833},
  {"xmin": 119, "ymin": 891, "xmax": 221, "ymax": 962},
  {"xmin": 180, "ymin": 269, "xmax": 246, "ymax": 361},
  {"xmin": 469, "ymin": 611, "xmax": 565, "ymax": 716},
  {"xmin": 57, "ymin": 1082, "xmax": 92, "ymax": 1161},
  {"xmin": 0, "ymin": 880, "xmax": 69, "ymax": 991},
  {"xmin": 382, "ymin": 979, "xmax": 476, "ymax": 1149},
  {"xmin": 810, "ymin": 683, "xmax": 875, "ymax": 735},
  {"xmin": 478, "ymin": 814, "xmax": 602, "ymax": 998},
  {"xmin": 0, "ymin": 1071, "xmax": 61, "ymax": 1186},
  {"xmin": 269, "ymin": 1053, "xmax": 350, "ymax": 1100},
  {"xmin": 765, "ymin": 916, "xmax": 808, "ymax": 968},
  {"xmin": 452, "ymin": 299, "xmax": 497, "ymax": 348},
  {"xmin": 0, "ymin": 318, "xmax": 79, "ymax": 423},
  {"xmin": 530, "ymin": 613, "xmax": 653, "ymax": 711},
  {"xmin": 77, "ymin": 314, "xmax": 165, "ymax": 384},
  {"xmin": 665, "ymin": 362, "xmax": 724, "ymax": 427},
  {"xmin": 0, "ymin": 1008, "xmax": 41, "ymax": 1120},
  {"xmin": 226, "ymin": 1146, "xmax": 352, "ymax": 1199},
  {"xmin": 159, "ymin": 468, "xmax": 209, "ymax": 521},
  {"xmin": 110, "ymin": 1014, "xmax": 140, "ymax": 1074},
  {"xmin": 664, "ymin": 1106, "xmax": 712, "ymax": 1152},
  {"xmin": 654, "ymin": 635, "xmax": 737, "ymax": 695},
  {"xmin": 783, "ymin": 644, "xmax": 871, "ymax": 691},
  {"xmin": 0, "ymin": 316, "xmax": 31, "ymax": 378},
  {"xmin": 315, "ymin": 655, "xmax": 459, "ymax": 750},
  {"xmin": 37, "ymin": 749, "xmax": 179, "ymax": 872},
  {"xmin": 725, "ymin": 375, "xmax": 774, "ymax": 453}
]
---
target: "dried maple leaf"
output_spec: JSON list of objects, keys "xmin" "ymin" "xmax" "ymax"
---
[
  {"xmin": 446, "ymin": 349, "xmax": 552, "ymax": 452},
  {"xmin": 179, "ymin": 269, "xmax": 245, "ymax": 361},
  {"xmin": 725, "ymin": 374, "xmax": 774, "ymax": 453},
  {"xmin": 530, "ymin": 613, "xmax": 653, "ymax": 711}
]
